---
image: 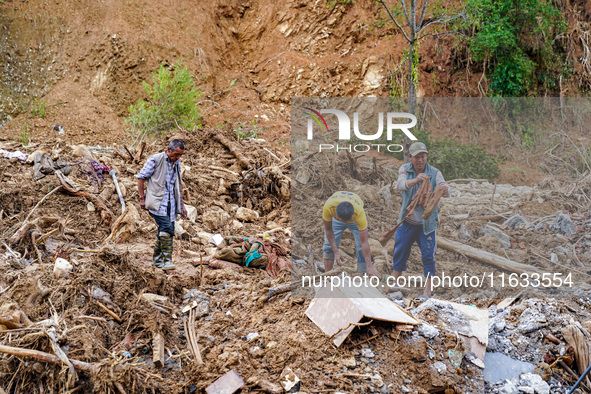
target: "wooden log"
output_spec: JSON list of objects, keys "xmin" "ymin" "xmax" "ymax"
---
[
  {"xmin": 152, "ymin": 332, "xmax": 165, "ymax": 368},
  {"xmin": 213, "ymin": 134, "xmax": 251, "ymax": 169},
  {"xmin": 437, "ymin": 236, "xmax": 543, "ymax": 274}
]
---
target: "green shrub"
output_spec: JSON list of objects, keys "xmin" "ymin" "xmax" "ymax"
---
[
  {"xmin": 126, "ymin": 59, "xmax": 202, "ymax": 138},
  {"xmin": 234, "ymin": 120, "xmax": 261, "ymax": 140},
  {"xmin": 428, "ymin": 138, "xmax": 501, "ymax": 181},
  {"xmin": 393, "ymin": 130, "xmax": 501, "ymax": 181},
  {"xmin": 464, "ymin": 0, "xmax": 566, "ymax": 96},
  {"xmin": 30, "ymin": 100, "xmax": 46, "ymax": 118},
  {"xmin": 18, "ymin": 123, "xmax": 30, "ymax": 145}
]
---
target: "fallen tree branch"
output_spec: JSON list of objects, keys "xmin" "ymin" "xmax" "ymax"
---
[
  {"xmin": 0, "ymin": 344, "xmax": 96, "ymax": 373},
  {"xmin": 437, "ymin": 236, "xmax": 542, "ymax": 274}
]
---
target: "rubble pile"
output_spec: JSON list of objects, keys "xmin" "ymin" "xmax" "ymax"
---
[{"xmin": 1, "ymin": 136, "xmax": 591, "ymax": 392}]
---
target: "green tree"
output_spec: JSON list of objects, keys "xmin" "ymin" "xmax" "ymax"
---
[
  {"xmin": 377, "ymin": 0, "xmax": 463, "ymax": 160},
  {"xmin": 126, "ymin": 59, "xmax": 202, "ymax": 141},
  {"xmin": 465, "ymin": 0, "xmax": 566, "ymax": 96}
]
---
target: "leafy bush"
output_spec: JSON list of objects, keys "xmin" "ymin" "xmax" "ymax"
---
[
  {"xmin": 18, "ymin": 123, "xmax": 30, "ymax": 145},
  {"xmin": 465, "ymin": 0, "xmax": 566, "ymax": 96},
  {"xmin": 428, "ymin": 138, "xmax": 501, "ymax": 181},
  {"xmin": 397, "ymin": 130, "xmax": 501, "ymax": 181},
  {"xmin": 126, "ymin": 59, "xmax": 202, "ymax": 138},
  {"xmin": 234, "ymin": 120, "xmax": 261, "ymax": 140},
  {"xmin": 30, "ymin": 100, "xmax": 46, "ymax": 118}
]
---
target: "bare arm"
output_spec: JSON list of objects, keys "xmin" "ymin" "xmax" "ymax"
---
[
  {"xmin": 324, "ymin": 220, "xmax": 342, "ymax": 265},
  {"xmin": 137, "ymin": 178, "xmax": 146, "ymax": 210},
  {"xmin": 359, "ymin": 230, "xmax": 379, "ymax": 277}
]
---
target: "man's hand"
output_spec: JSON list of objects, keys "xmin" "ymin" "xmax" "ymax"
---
[
  {"xmin": 415, "ymin": 173, "xmax": 430, "ymax": 185},
  {"xmin": 333, "ymin": 250, "xmax": 343, "ymax": 266},
  {"xmin": 181, "ymin": 205, "xmax": 188, "ymax": 220},
  {"xmin": 367, "ymin": 266, "xmax": 380, "ymax": 277},
  {"xmin": 139, "ymin": 196, "xmax": 146, "ymax": 210}
]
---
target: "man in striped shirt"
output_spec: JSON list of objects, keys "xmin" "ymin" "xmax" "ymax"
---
[
  {"xmin": 393, "ymin": 142, "xmax": 449, "ymax": 300},
  {"xmin": 137, "ymin": 139, "xmax": 187, "ymax": 271}
]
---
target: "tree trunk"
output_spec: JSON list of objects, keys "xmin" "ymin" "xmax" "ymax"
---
[{"xmin": 405, "ymin": 1, "xmax": 417, "ymax": 163}]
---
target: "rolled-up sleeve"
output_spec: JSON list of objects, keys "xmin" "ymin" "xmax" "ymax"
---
[
  {"xmin": 435, "ymin": 170, "xmax": 450, "ymax": 197},
  {"xmin": 396, "ymin": 166, "xmax": 410, "ymax": 191},
  {"xmin": 136, "ymin": 157, "xmax": 156, "ymax": 180}
]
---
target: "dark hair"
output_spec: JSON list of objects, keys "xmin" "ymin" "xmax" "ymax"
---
[
  {"xmin": 336, "ymin": 202, "xmax": 355, "ymax": 221},
  {"xmin": 169, "ymin": 139, "xmax": 185, "ymax": 151}
]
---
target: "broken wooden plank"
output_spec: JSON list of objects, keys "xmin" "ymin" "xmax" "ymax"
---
[
  {"xmin": 153, "ymin": 332, "xmax": 165, "ymax": 368},
  {"xmin": 437, "ymin": 236, "xmax": 543, "ymax": 274}
]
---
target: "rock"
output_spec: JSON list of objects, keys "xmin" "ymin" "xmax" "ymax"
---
[
  {"xmin": 459, "ymin": 223, "xmax": 471, "ymax": 241},
  {"xmin": 71, "ymin": 144, "xmax": 95, "ymax": 160},
  {"xmin": 246, "ymin": 332, "xmax": 260, "ymax": 341},
  {"xmin": 202, "ymin": 209, "xmax": 231, "ymax": 230},
  {"xmin": 479, "ymin": 225, "xmax": 512, "ymax": 248},
  {"xmin": 386, "ymin": 291, "xmax": 403, "ymax": 301},
  {"xmin": 517, "ymin": 387, "xmax": 534, "ymax": 394},
  {"xmin": 504, "ymin": 215, "xmax": 528, "ymax": 229},
  {"xmin": 339, "ymin": 357, "xmax": 356, "ymax": 367},
  {"xmin": 361, "ymin": 348, "xmax": 375, "ymax": 358},
  {"xmin": 231, "ymin": 220, "xmax": 244, "ymax": 230},
  {"xmin": 87, "ymin": 202, "xmax": 95, "ymax": 212},
  {"xmin": 551, "ymin": 211, "xmax": 576, "ymax": 236},
  {"xmin": 494, "ymin": 319, "xmax": 507, "ymax": 332},
  {"xmin": 500, "ymin": 381, "xmax": 519, "ymax": 394},
  {"xmin": 174, "ymin": 221, "xmax": 188, "ymax": 239},
  {"xmin": 401, "ymin": 386, "xmax": 410, "ymax": 393},
  {"xmin": 432, "ymin": 361, "xmax": 447, "ymax": 373},
  {"xmin": 236, "ymin": 207, "xmax": 259, "ymax": 222},
  {"xmin": 519, "ymin": 373, "xmax": 549, "ymax": 394},
  {"xmin": 53, "ymin": 258, "xmax": 73, "ymax": 278},
  {"xmin": 185, "ymin": 204, "xmax": 197, "ymax": 223},
  {"xmin": 418, "ymin": 322, "xmax": 440, "ymax": 339}
]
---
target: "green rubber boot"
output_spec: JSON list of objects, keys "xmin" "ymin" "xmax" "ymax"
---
[
  {"xmin": 160, "ymin": 236, "xmax": 176, "ymax": 271},
  {"xmin": 152, "ymin": 238, "xmax": 164, "ymax": 268}
]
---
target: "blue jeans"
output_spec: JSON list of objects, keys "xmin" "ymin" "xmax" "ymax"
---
[
  {"xmin": 150, "ymin": 202, "xmax": 175, "ymax": 238},
  {"xmin": 392, "ymin": 221, "xmax": 436, "ymax": 277},
  {"xmin": 322, "ymin": 218, "xmax": 367, "ymax": 273}
]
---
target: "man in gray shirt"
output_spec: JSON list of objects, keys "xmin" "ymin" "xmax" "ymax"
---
[{"xmin": 137, "ymin": 139, "xmax": 187, "ymax": 271}]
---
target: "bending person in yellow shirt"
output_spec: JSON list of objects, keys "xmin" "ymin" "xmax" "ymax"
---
[{"xmin": 322, "ymin": 191, "xmax": 379, "ymax": 277}]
